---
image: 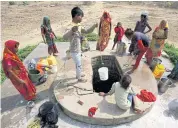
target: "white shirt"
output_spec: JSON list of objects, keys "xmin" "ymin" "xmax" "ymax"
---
[{"xmin": 107, "ymin": 82, "xmax": 134, "ymax": 110}]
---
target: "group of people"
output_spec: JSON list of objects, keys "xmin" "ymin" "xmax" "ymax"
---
[
  {"xmin": 62, "ymin": 7, "xmax": 168, "ymax": 111},
  {"xmin": 2, "ymin": 6, "xmax": 169, "ymax": 114},
  {"xmin": 96, "ymin": 11, "xmax": 168, "ymax": 74}
]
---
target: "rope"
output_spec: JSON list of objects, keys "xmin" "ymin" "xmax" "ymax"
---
[
  {"xmin": 99, "ymin": 42, "xmax": 104, "ymax": 65},
  {"xmin": 122, "ymin": 55, "xmax": 135, "ymax": 68}
]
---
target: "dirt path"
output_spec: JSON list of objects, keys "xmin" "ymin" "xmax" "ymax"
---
[{"xmin": 1, "ymin": 1, "xmax": 178, "ymax": 51}]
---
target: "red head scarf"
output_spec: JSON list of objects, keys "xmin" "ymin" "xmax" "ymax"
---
[
  {"xmin": 2, "ymin": 40, "xmax": 25, "ymax": 78},
  {"xmin": 101, "ymin": 11, "xmax": 111, "ymax": 23}
]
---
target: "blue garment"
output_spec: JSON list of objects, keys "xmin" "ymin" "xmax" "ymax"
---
[
  {"xmin": 129, "ymin": 32, "xmax": 150, "ymax": 54},
  {"xmin": 127, "ymin": 93, "xmax": 136, "ymax": 103},
  {"xmin": 70, "ymin": 52, "xmax": 82, "ymax": 79},
  {"xmin": 134, "ymin": 32, "xmax": 150, "ymax": 47},
  {"xmin": 168, "ymin": 63, "xmax": 178, "ymax": 80}
]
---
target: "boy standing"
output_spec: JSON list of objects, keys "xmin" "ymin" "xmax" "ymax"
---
[{"xmin": 63, "ymin": 7, "xmax": 98, "ymax": 82}]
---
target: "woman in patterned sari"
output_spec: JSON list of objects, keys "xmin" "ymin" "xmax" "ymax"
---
[
  {"xmin": 2, "ymin": 40, "xmax": 36, "ymax": 101},
  {"xmin": 96, "ymin": 11, "xmax": 112, "ymax": 51},
  {"xmin": 145, "ymin": 20, "xmax": 168, "ymax": 65},
  {"xmin": 41, "ymin": 16, "xmax": 59, "ymax": 56}
]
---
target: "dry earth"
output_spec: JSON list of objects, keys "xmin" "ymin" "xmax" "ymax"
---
[{"xmin": 1, "ymin": 1, "xmax": 178, "ymax": 51}]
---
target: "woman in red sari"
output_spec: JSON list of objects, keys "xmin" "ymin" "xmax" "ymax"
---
[
  {"xmin": 2, "ymin": 40, "xmax": 36, "ymax": 101},
  {"xmin": 96, "ymin": 11, "xmax": 112, "ymax": 51}
]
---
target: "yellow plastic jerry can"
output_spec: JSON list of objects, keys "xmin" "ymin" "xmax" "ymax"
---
[
  {"xmin": 47, "ymin": 55, "xmax": 57, "ymax": 65},
  {"xmin": 153, "ymin": 64, "xmax": 165, "ymax": 79}
]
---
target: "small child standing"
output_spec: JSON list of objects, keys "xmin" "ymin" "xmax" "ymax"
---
[
  {"xmin": 112, "ymin": 22, "xmax": 125, "ymax": 50},
  {"xmin": 63, "ymin": 7, "xmax": 98, "ymax": 82},
  {"xmin": 41, "ymin": 16, "xmax": 59, "ymax": 56},
  {"xmin": 99, "ymin": 75, "xmax": 136, "ymax": 110}
]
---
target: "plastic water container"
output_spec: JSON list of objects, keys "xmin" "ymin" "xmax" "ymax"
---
[
  {"xmin": 116, "ymin": 42, "xmax": 126, "ymax": 56},
  {"xmin": 98, "ymin": 67, "xmax": 108, "ymax": 81},
  {"xmin": 150, "ymin": 58, "xmax": 162, "ymax": 71},
  {"xmin": 50, "ymin": 65, "xmax": 58, "ymax": 74},
  {"xmin": 153, "ymin": 64, "xmax": 165, "ymax": 79},
  {"xmin": 47, "ymin": 55, "xmax": 57, "ymax": 65},
  {"xmin": 37, "ymin": 58, "xmax": 49, "ymax": 67}
]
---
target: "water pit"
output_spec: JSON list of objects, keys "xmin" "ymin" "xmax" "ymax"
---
[{"xmin": 91, "ymin": 55, "xmax": 123, "ymax": 93}]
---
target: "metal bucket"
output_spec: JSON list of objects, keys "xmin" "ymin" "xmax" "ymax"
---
[
  {"xmin": 116, "ymin": 42, "xmax": 126, "ymax": 56},
  {"xmin": 158, "ymin": 78, "xmax": 173, "ymax": 93},
  {"xmin": 150, "ymin": 58, "xmax": 162, "ymax": 71}
]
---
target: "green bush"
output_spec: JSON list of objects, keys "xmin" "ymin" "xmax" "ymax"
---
[
  {"xmin": 22, "ymin": 1, "xmax": 29, "ymax": 6},
  {"xmin": 85, "ymin": 33, "xmax": 98, "ymax": 41},
  {"xmin": 1, "ymin": 45, "xmax": 37, "ymax": 84},
  {"xmin": 55, "ymin": 33, "xmax": 98, "ymax": 42},
  {"xmin": 1, "ymin": 63, "xmax": 6, "ymax": 84},
  {"xmin": 9, "ymin": 1, "xmax": 16, "ymax": 5},
  {"xmin": 164, "ymin": 43, "xmax": 178, "ymax": 65},
  {"xmin": 55, "ymin": 36, "xmax": 68, "ymax": 42}
]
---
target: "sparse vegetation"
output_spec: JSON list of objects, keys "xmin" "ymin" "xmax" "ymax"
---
[
  {"xmin": 55, "ymin": 36, "xmax": 68, "ymax": 42},
  {"xmin": 164, "ymin": 43, "xmax": 178, "ymax": 66},
  {"xmin": 85, "ymin": 33, "xmax": 98, "ymax": 41},
  {"xmin": 1, "ymin": 45, "xmax": 37, "ymax": 84},
  {"xmin": 22, "ymin": 1, "xmax": 29, "ymax": 6},
  {"xmin": 55, "ymin": 33, "xmax": 98, "ymax": 42},
  {"xmin": 9, "ymin": 1, "xmax": 16, "ymax": 5}
]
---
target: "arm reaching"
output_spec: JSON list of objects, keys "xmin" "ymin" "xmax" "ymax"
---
[
  {"xmin": 81, "ymin": 23, "xmax": 98, "ymax": 34},
  {"xmin": 106, "ymin": 82, "xmax": 116, "ymax": 96},
  {"xmin": 63, "ymin": 28, "xmax": 73, "ymax": 41}
]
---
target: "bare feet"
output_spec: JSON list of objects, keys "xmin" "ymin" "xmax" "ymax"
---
[
  {"xmin": 134, "ymin": 108, "xmax": 145, "ymax": 114},
  {"xmin": 99, "ymin": 92, "xmax": 106, "ymax": 96},
  {"xmin": 53, "ymin": 53, "xmax": 59, "ymax": 56},
  {"xmin": 76, "ymin": 74, "xmax": 85, "ymax": 79},
  {"xmin": 127, "ymin": 69, "xmax": 135, "ymax": 74},
  {"xmin": 78, "ymin": 78, "xmax": 87, "ymax": 83}
]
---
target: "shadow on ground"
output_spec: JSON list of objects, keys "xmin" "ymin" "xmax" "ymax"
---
[{"xmin": 163, "ymin": 99, "xmax": 178, "ymax": 120}]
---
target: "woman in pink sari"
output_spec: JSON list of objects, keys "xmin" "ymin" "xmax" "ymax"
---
[{"xmin": 2, "ymin": 40, "xmax": 36, "ymax": 101}]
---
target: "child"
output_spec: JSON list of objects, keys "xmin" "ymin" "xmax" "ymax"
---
[
  {"xmin": 112, "ymin": 22, "xmax": 125, "ymax": 50},
  {"xmin": 134, "ymin": 12, "xmax": 152, "ymax": 34},
  {"xmin": 120, "ymin": 29, "xmax": 132, "ymax": 53},
  {"xmin": 99, "ymin": 75, "xmax": 136, "ymax": 110},
  {"xmin": 63, "ymin": 7, "xmax": 98, "ymax": 82},
  {"xmin": 41, "ymin": 16, "xmax": 59, "ymax": 56}
]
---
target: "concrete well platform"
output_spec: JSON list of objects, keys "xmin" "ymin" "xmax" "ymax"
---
[{"xmin": 53, "ymin": 50, "xmax": 158, "ymax": 125}]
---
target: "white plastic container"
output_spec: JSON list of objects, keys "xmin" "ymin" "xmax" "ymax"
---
[
  {"xmin": 98, "ymin": 67, "xmax": 108, "ymax": 81},
  {"xmin": 50, "ymin": 65, "xmax": 58, "ymax": 74}
]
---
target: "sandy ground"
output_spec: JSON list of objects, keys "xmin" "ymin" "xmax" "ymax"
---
[{"xmin": 1, "ymin": 1, "xmax": 178, "ymax": 51}]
